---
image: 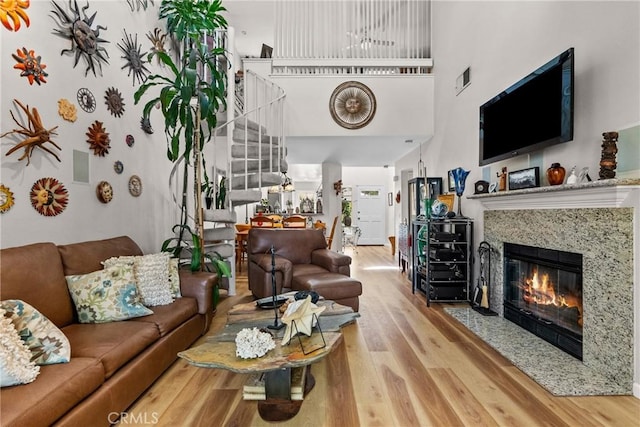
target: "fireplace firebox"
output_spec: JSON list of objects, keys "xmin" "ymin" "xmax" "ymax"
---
[{"xmin": 503, "ymin": 243, "xmax": 583, "ymax": 359}]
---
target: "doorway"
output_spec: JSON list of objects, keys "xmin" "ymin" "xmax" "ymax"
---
[{"xmin": 353, "ymin": 185, "xmax": 386, "ymax": 245}]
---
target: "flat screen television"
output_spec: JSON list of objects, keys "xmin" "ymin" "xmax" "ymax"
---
[{"xmin": 479, "ymin": 48, "xmax": 574, "ymax": 166}]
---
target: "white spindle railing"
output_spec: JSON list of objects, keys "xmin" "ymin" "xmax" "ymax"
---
[
  {"xmin": 212, "ymin": 69, "xmax": 286, "ymax": 196},
  {"xmin": 274, "ymin": 0, "xmax": 431, "ymax": 75}
]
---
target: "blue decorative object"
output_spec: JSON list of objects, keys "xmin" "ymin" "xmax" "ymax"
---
[
  {"xmin": 431, "ymin": 199, "xmax": 448, "ymax": 218},
  {"xmin": 451, "ymin": 167, "xmax": 470, "ymax": 216}
]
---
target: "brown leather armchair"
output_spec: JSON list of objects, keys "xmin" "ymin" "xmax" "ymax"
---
[{"xmin": 247, "ymin": 228, "xmax": 362, "ymax": 311}]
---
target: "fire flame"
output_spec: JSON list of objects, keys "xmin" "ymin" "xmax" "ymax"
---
[{"xmin": 521, "ymin": 269, "xmax": 583, "ymax": 327}]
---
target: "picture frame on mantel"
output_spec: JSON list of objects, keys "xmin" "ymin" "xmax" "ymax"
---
[{"xmin": 508, "ymin": 166, "xmax": 540, "ymax": 190}]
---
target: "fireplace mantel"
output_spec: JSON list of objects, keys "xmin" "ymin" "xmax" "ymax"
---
[{"xmin": 467, "ymin": 178, "xmax": 640, "ymax": 210}]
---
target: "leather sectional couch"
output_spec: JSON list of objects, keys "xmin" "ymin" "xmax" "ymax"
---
[
  {"xmin": 247, "ymin": 228, "xmax": 362, "ymax": 311},
  {"xmin": 0, "ymin": 236, "xmax": 216, "ymax": 427}
]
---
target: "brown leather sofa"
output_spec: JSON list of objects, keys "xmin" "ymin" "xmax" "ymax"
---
[
  {"xmin": 0, "ymin": 236, "xmax": 216, "ymax": 427},
  {"xmin": 247, "ymin": 228, "xmax": 362, "ymax": 311}
]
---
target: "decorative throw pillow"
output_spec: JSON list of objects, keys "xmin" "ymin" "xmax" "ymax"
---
[
  {"xmin": 103, "ymin": 253, "xmax": 174, "ymax": 306},
  {"xmin": 66, "ymin": 264, "xmax": 153, "ymax": 323},
  {"xmin": 0, "ymin": 307, "xmax": 40, "ymax": 387},
  {"xmin": 168, "ymin": 257, "xmax": 181, "ymax": 298},
  {"xmin": 1, "ymin": 300, "xmax": 70, "ymax": 365}
]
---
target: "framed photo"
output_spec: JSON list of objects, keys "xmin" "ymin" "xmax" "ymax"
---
[
  {"xmin": 508, "ymin": 166, "xmax": 540, "ymax": 190},
  {"xmin": 426, "ymin": 177, "xmax": 443, "ymax": 199},
  {"xmin": 387, "ymin": 192, "xmax": 393, "ymax": 206},
  {"xmin": 437, "ymin": 194, "xmax": 455, "ymax": 212},
  {"xmin": 447, "ymin": 170, "xmax": 455, "ymax": 192}
]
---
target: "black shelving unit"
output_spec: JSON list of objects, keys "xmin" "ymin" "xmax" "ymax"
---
[{"xmin": 412, "ymin": 217, "xmax": 473, "ymax": 306}]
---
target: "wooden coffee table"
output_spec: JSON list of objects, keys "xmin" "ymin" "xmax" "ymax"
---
[{"xmin": 178, "ymin": 297, "xmax": 359, "ymax": 421}]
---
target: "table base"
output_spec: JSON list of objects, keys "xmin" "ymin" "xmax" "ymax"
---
[{"xmin": 257, "ymin": 367, "xmax": 315, "ymax": 421}]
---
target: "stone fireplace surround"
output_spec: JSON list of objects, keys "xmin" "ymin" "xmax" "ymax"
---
[{"xmin": 460, "ymin": 179, "xmax": 639, "ymax": 396}]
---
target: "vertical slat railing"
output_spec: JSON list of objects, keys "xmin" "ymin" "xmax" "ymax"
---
[{"xmin": 272, "ymin": 0, "xmax": 429, "ymax": 63}]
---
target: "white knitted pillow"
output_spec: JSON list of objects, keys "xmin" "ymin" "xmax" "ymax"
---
[
  {"xmin": 168, "ymin": 257, "xmax": 181, "ymax": 298},
  {"xmin": 103, "ymin": 253, "xmax": 174, "ymax": 307},
  {"xmin": 0, "ymin": 308, "xmax": 40, "ymax": 387}
]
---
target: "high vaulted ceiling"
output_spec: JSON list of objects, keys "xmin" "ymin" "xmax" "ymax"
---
[{"xmin": 224, "ymin": 1, "xmax": 431, "ymax": 178}]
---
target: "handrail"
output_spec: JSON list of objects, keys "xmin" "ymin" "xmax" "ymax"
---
[{"xmin": 211, "ymin": 69, "xmax": 286, "ymax": 203}]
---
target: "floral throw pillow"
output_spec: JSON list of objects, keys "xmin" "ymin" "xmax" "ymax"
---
[
  {"xmin": 102, "ymin": 253, "xmax": 174, "ymax": 306},
  {"xmin": 66, "ymin": 264, "xmax": 153, "ymax": 323},
  {"xmin": 1, "ymin": 300, "xmax": 70, "ymax": 365},
  {"xmin": 0, "ymin": 307, "xmax": 40, "ymax": 387}
]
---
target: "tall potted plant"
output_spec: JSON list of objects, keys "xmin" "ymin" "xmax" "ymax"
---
[{"xmin": 134, "ymin": 0, "xmax": 230, "ymax": 283}]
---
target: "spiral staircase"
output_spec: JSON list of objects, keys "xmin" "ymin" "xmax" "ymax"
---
[{"xmin": 169, "ymin": 68, "xmax": 287, "ymax": 296}]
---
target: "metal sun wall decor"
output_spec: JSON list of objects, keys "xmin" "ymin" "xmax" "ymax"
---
[
  {"xmin": 51, "ymin": 0, "xmax": 110, "ymax": 77},
  {"xmin": 0, "ymin": 184, "xmax": 15, "ymax": 213},
  {"xmin": 127, "ymin": 0, "xmax": 154, "ymax": 12},
  {"xmin": 96, "ymin": 181, "xmax": 113, "ymax": 203},
  {"xmin": 77, "ymin": 87, "xmax": 96, "ymax": 113},
  {"xmin": 117, "ymin": 30, "xmax": 150, "ymax": 86},
  {"xmin": 104, "ymin": 87, "xmax": 125, "ymax": 117},
  {"xmin": 86, "ymin": 120, "xmax": 110, "ymax": 156},
  {"xmin": 140, "ymin": 117, "xmax": 153, "ymax": 134},
  {"xmin": 329, "ymin": 81, "xmax": 377, "ymax": 129},
  {"xmin": 146, "ymin": 27, "xmax": 167, "ymax": 65},
  {"xmin": 1, "ymin": 99, "xmax": 61, "ymax": 166},
  {"xmin": 12, "ymin": 47, "xmax": 48, "ymax": 85},
  {"xmin": 0, "ymin": 0, "xmax": 30, "ymax": 31},
  {"xmin": 57, "ymin": 99, "xmax": 77, "ymax": 122},
  {"xmin": 30, "ymin": 177, "xmax": 69, "ymax": 216}
]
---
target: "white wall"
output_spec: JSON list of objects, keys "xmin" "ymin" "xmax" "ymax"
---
[
  {"xmin": 0, "ymin": 1, "xmax": 176, "ymax": 252},
  {"xmin": 421, "ymin": 0, "xmax": 640, "ymax": 230},
  {"xmin": 411, "ymin": 0, "xmax": 640, "ymax": 398},
  {"xmin": 272, "ymin": 75, "xmax": 434, "ymax": 138}
]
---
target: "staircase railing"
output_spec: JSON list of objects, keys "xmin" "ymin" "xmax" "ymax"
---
[{"xmin": 212, "ymin": 69, "xmax": 287, "ymax": 201}]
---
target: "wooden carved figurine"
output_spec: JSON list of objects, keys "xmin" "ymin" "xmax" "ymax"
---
[
  {"xmin": 599, "ymin": 131, "xmax": 618, "ymax": 180},
  {"xmin": 1, "ymin": 99, "xmax": 61, "ymax": 166},
  {"xmin": 497, "ymin": 167, "xmax": 507, "ymax": 191}
]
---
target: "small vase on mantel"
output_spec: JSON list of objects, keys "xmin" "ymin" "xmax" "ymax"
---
[{"xmin": 546, "ymin": 163, "xmax": 566, "ymax": 185}]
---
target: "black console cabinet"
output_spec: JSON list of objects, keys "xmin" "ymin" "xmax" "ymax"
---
[{"xmin": 412, "ymin": 217, "xmax": 473, "ymax": 306}]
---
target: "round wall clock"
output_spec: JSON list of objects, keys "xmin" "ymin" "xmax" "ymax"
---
[
  {"xmin": 96, "ymin": 181, "xmax": 113, "ymax": 203},
  {"xmin": 128, "ymin": 175, "xmax": 142, "ymax": 197},
  {"xmin": 329, "ymin": 81, "xmax": 376, "ymax": 129}
]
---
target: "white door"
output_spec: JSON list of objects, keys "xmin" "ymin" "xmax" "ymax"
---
[{"xmin": 353, "ymin": 185, "xmax": 385, "ymax": 245}]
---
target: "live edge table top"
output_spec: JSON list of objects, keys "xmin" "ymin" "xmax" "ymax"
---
[{"xmin": 178, "ymin": 297, "xmax": 359, "ymax": 373}]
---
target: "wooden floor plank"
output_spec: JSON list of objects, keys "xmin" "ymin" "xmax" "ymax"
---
[{"xmin": 121, "ymin": 246, "xmax": 639, "ymax": 426}]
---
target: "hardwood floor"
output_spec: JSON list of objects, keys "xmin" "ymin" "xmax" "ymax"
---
[{"xmin": 125, "ymin": 246, "xmax": 640, "ymax": 426}]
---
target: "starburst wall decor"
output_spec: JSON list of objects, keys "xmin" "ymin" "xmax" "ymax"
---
[
  {"xmin": 127, "ymin": 0, "xmax": 154, "ymax": 12},
  {"xmin": 118, "ymin": 30, "xmax": 150, "ymax": 86},
  {"xmin": 86, "ymin": 121, "xmax": 110, "ymax": 156},
  {"xmin": 77, "ymin": 88, "xmax": 96, "ymax": 113},
  {"xmin": 30, "ymin": 177, "xmax": 68, "ymax": 217},
  {"xmin": 146, "ymin": 27, "xmax": 167, "ymax": 65},
  {"xmin": 0, "ymin": 0, "xmax": 30, "ymax": 31},
  {"xmin": 51, "ymin": 0, "xmax": 110, "ymax": 77},
  {"xmin": 104, "ymin": 87, "xmax": 125, "ymax": 117},
  {"xmin": 12, "ymin": 47, "xmax": 48, "ymax": 85}
]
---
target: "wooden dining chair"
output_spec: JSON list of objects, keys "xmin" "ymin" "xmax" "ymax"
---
[
  {"xmin": 326, "ymin": 216, "xmax": 338, "ymax": 249},
  {"xmin": 235, "ymin": 224, "xmax": 251, "ymax": 272},
  {"xmin": 266, "ymin": 214, "xmax": 283, "ymax": 228},
  {"xmin": 282, "ymin": 214, "xmax": 307, "ymax": 228},
  {"xmin": 250, "ymin": 216, "xmax": 276, "ymax": 228}
]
